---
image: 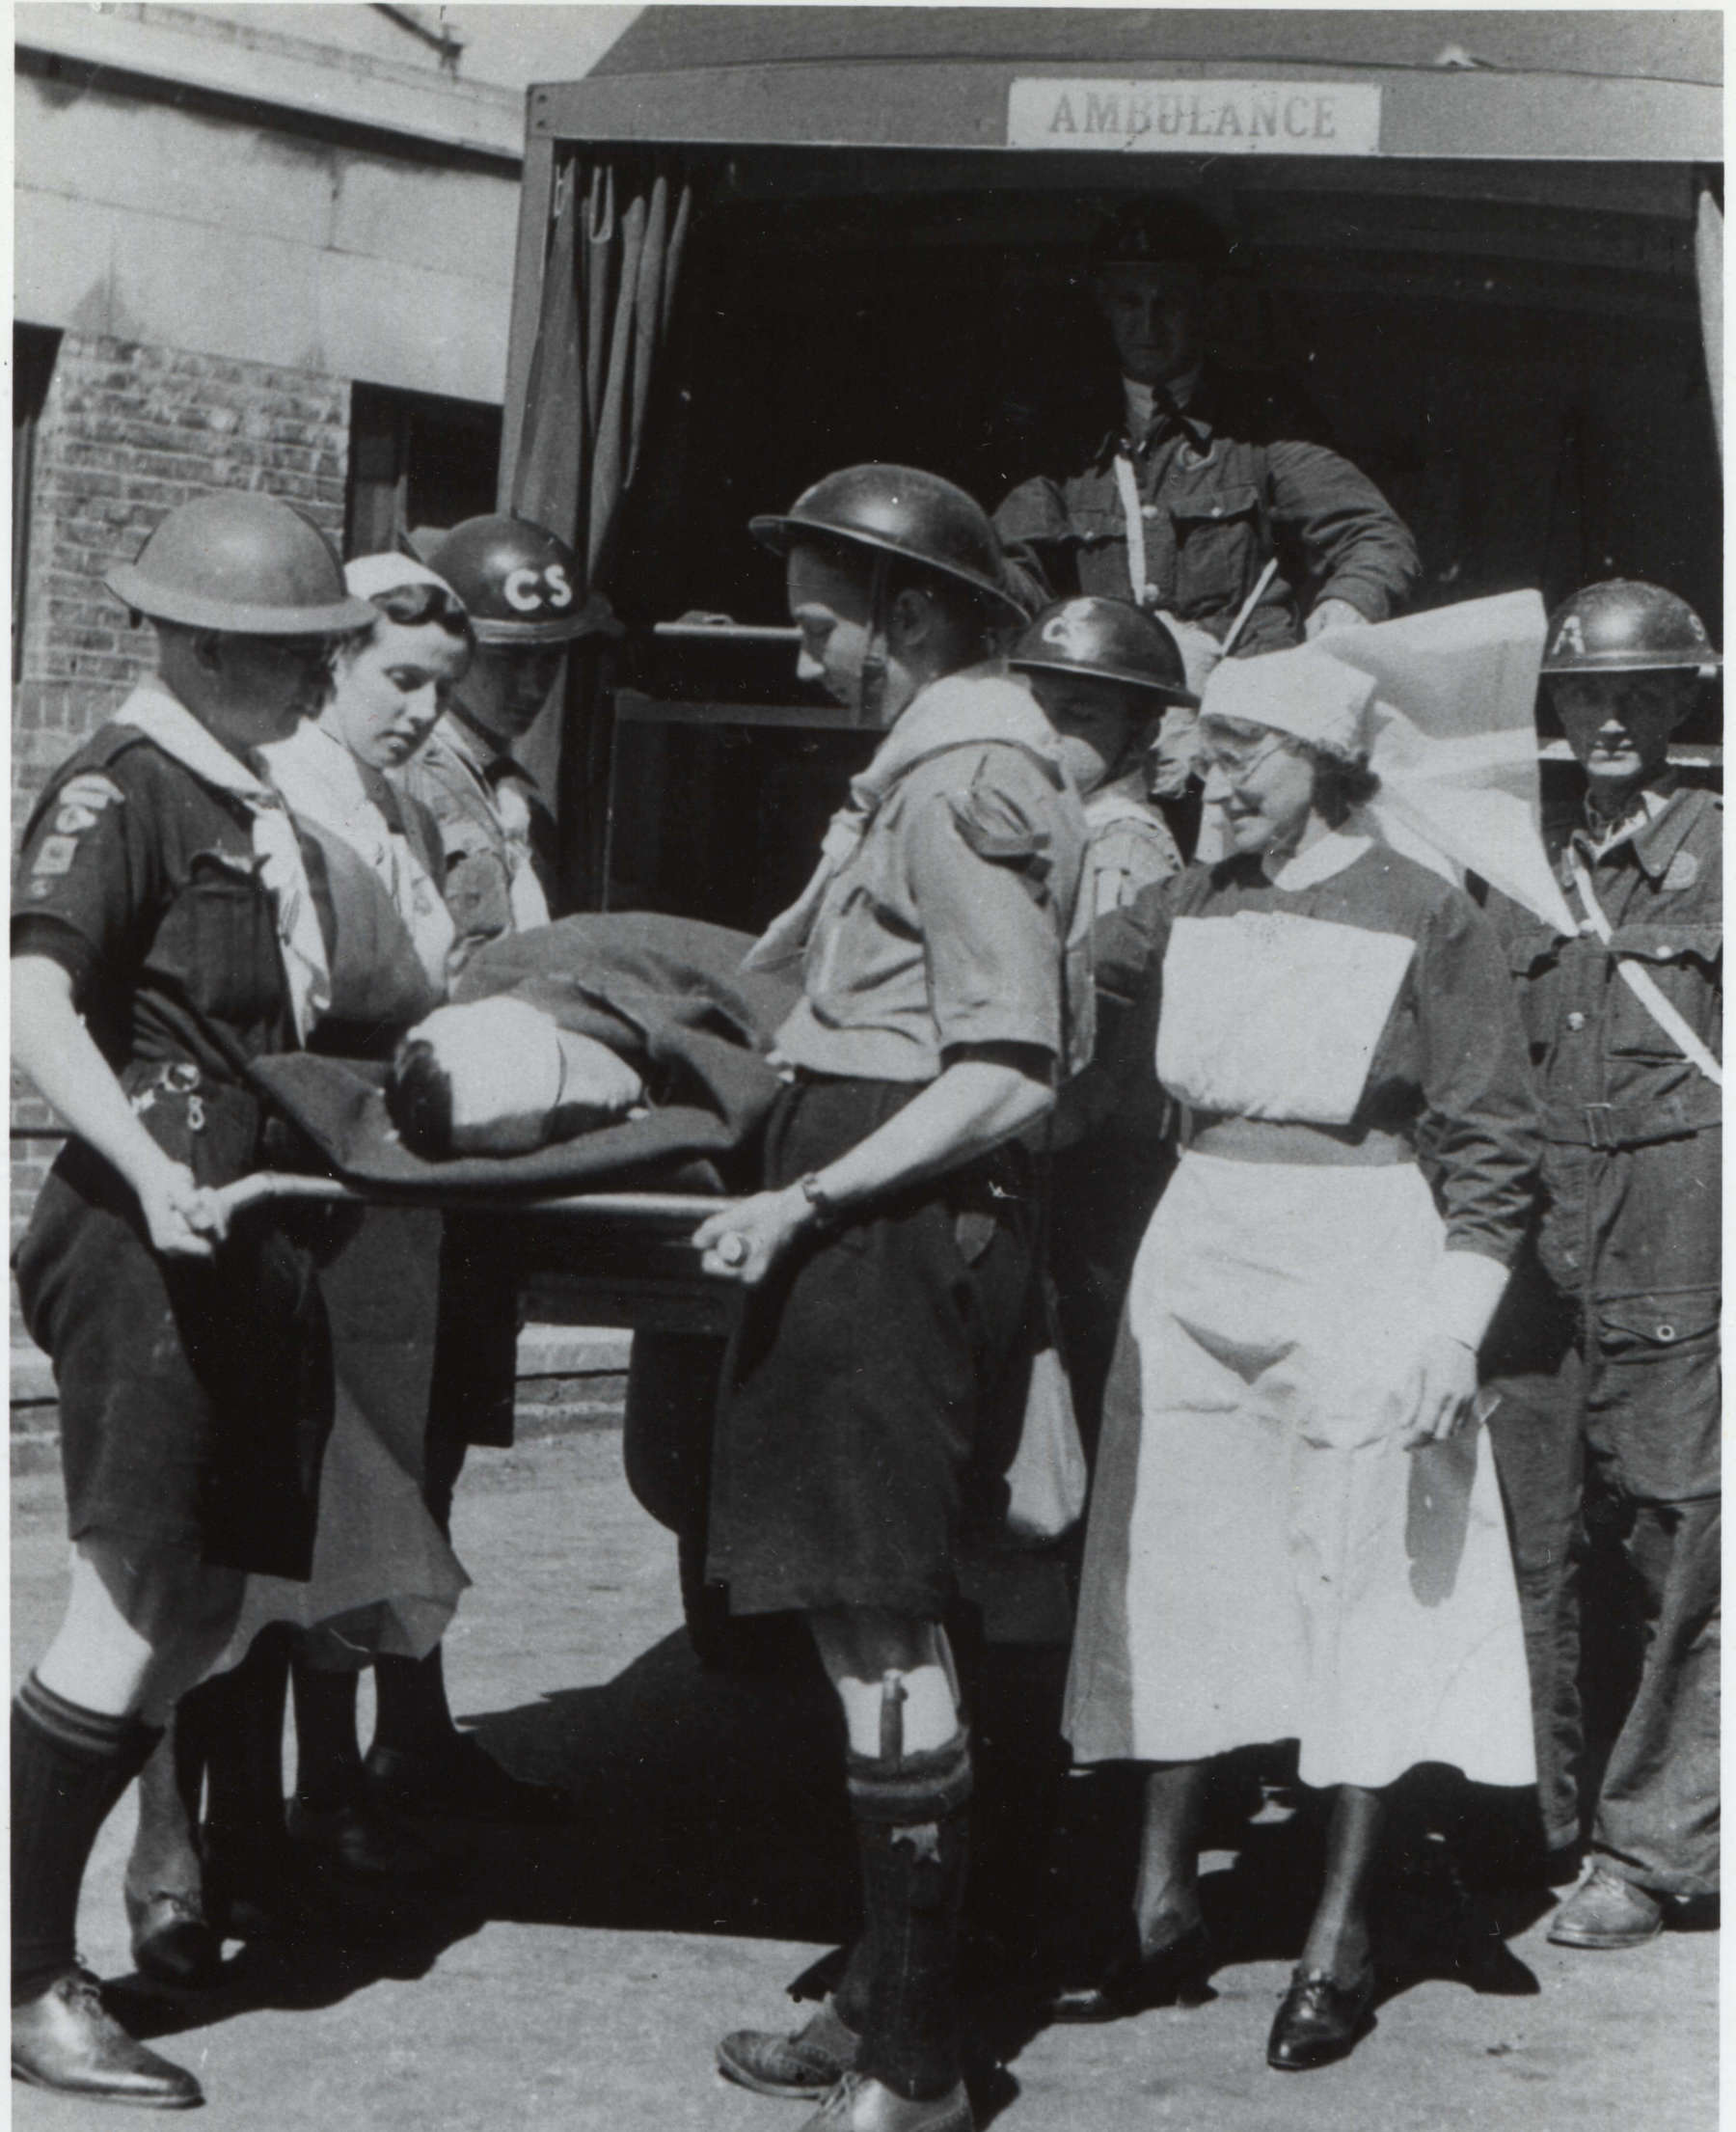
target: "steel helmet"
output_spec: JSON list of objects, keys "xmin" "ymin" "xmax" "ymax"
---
[
  {"xmin": 1009, "ymin": 596, "xmax": 1199, "ymax": 709},
  {"xmin": 1089, "ymin": 199, "xmax": 1230, "ymax": 275},
  {"xmin": 1540, "ymin": 580, "xmax": 1721, "ymax": 676},
  {"xmin": 106, "ymin": 493, "xmax": 374, "ymax": 636},
  {"xmin": 413, "ymin": 514, "xmax": 619, "ymax": 647},
  {"xmin": 750, "ymin": 464, "xmax": 1025, "ymax": 627}
]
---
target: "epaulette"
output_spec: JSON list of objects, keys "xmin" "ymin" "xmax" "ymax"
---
[{"xmin": 948, "ymin": 755, "xmax": 1054, "ymax": 882}]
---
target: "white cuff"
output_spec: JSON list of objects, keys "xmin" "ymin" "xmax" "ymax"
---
[{"xmin": 1431, "ymin": 1248, "xmax": 1511, "ymax": 1352}]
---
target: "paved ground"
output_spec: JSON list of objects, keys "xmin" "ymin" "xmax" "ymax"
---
[{"xmin": 12, "ymin": 1432, "xmax": 1718, "ymax": 2132}]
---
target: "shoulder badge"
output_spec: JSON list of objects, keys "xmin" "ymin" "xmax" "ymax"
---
[{"xmin": 1663, "ymin": 848, "xmax": 1700, "ymax": 893}]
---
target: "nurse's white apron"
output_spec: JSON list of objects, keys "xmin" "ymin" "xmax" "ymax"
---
[
  {"xmin": 1063, "ymin": 861, "xmax": 1534, "ymax": 1791},
  {"xmin": 1063, "ymin": 1150, "xmax": 1535, "ymax": 1790}
]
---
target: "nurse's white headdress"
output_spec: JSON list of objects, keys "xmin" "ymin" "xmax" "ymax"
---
[
  {"xmin": 343, "ymin": 552, "xmax": 465, "ymax": 607},
  {"xmin": 1202, "ymin": 591, "xmax": 1575, "ymax": 933}
]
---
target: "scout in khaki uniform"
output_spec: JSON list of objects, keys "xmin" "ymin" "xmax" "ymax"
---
[
  {"xmin": 10, "ymin": 493, "xmax": 373, "ymax": 2107},
  {"xmin": 1483, "ymin": 581, "xmax": 1721, "ymax": 1948},
  {"xmin": 701, "ymin": 465, "xmax": 1091, "ymax": 2132}
]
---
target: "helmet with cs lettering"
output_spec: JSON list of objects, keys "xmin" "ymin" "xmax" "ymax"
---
[
  {"xmin": 1540, "ymin": 580, "xmax": 1721, "ymax": 678},
  {"xmin": 1009, "ymin": 595, "xmax": 1198, "ymax": 708},
  {"xmin": 412, "ymin": 514, "xmax": 618, "ymax": 647}
]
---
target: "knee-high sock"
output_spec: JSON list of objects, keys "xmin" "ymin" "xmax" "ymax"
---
[
  {"xmin": 13, "ymin": 1674, "xmax": 158, "ymax": 1999},
  {"xmin": 850, "ymin": 1730, "xmax": 973, "ymax": 2102}
]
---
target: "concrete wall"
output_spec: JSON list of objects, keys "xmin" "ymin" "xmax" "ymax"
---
[{"xmin": 16, "ymin": 70, "xmax": 520, "ymax": 405}]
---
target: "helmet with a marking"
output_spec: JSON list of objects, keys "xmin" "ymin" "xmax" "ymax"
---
[
  {"xmin": 412, "ymin": 514, "xmax": 618, "ymax": 647},
  {"xmin": 106, "ymin": 492, "xmax": 374, "ymax": 636},
  {"xmin": 1010, "ymin": 595, "xmax": 1198, "ymax": 708},
  {"xmin": 750, "ymin": 464, "xmax": 1025, "ymax": 627},
  {"xmin": 1541, "ymin": 581, "xmax": 1721, "ymax": 676}
]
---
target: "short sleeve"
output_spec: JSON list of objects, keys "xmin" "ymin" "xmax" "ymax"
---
[
  {"xmin": 11, "ymin": 760, "xmax": 159, "ymax": 997},
  {"xmin": 904, "ymin": 765, "xmax": 1068, "ymax": 1063}
]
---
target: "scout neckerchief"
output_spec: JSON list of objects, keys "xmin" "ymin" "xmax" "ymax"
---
[
  {"xmin": 1568, "ymin": 843, "xmax": 1722, "ymax": 1089},
  {"xmin": 116, "ymin": 682, "xmax": 331, "ymax": 1041},
  {"xmin": 260, "ymin": 719, "xmax": 456, "ymax": 993},
  {"xmin": 744, "ymin": 666, "xmax": 1068, "ymax": 975}
]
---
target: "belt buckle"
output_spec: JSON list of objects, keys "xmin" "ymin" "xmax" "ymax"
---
[{"xmin": 1584, "ymin": 1103, "xmax": 1615, "ymax": 1150}]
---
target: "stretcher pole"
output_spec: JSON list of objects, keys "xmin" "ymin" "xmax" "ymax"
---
[{"xmin": 213, "ymin": 1171, "xmax": 736, "ymax": 1233}]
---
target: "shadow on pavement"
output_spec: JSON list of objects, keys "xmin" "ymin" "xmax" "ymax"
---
[{"xmin": 113, "ymin": 1622, "xmax": 1550, "ymax": 2077}]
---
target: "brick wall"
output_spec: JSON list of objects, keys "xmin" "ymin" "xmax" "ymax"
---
[{"xmin": 11, "ymin": 334, "xmax": 353, "ymax": 1309}]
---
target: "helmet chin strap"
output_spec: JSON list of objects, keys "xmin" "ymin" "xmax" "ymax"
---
[{"xmin": 856, "ymin": 553, "xmax": 893, "ymax": 728}]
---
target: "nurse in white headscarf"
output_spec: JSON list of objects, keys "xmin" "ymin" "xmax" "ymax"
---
[
  {"xmin": 1058, "ymin": 596, "xmax": 1553, "ymax": 2073},
  {"xmin": 263, "ymin": 553, "xmax": 469, "ymax": 1009}
]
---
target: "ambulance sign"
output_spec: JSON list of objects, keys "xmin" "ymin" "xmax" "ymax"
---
[{"xmin": 1008, "ymin": 79, "xmax": 1382, "ymax": 155}]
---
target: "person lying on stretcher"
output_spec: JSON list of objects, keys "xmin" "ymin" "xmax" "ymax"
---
[{"xmin": 387, "ymin": 995, "xmax": 650, "ymax": 1157}]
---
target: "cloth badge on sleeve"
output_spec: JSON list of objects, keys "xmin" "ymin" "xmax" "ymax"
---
[
  {"xmin": 54, "ymin": 804, "xmax": 98, "ymax": 835},
  {"xmin": 1664, "ymin": 849, "xmax": 1700, "ymax": 893},
  {"xmin": 30, "ymin": 834, "xmax": 80, "ymax": 876},
  {"xmin": 57, "ymin": 774, "xmax": 123, "ymax": 812}
]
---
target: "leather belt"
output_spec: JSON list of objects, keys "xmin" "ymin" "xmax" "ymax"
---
[
  {"xmin": 1181, "ymin": 1111, "xmax": 1414, "ymax": 1167},
  {"xmin": 1542, "ymin": 1099, "xmax": 1722, "ymax": 1150}
]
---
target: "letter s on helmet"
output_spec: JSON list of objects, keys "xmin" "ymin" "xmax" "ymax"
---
[
  {"xmin": 1541, "ymin": 580, "xmax": 1721, "ymax": 678},
  {"xmin": 413, "ymin": 514, "xmax": 619, "ymax": 647}
]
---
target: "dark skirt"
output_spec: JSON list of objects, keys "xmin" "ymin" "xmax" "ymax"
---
[
  {"xmin": 706, "ymin": 1076, "xmax": 1039, "ymax": 1620},
  {"xmin": 13, "ymin": 1074, "xmax": 334, "ymax": 1580}
]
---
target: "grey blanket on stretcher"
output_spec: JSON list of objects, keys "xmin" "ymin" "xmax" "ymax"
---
[{"xmin": 248, "ymin": 914, "xmax": 798, "ymax": 1196}]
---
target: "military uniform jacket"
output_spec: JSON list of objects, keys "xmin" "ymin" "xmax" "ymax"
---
[
  {"xmin": 1485, "ymin": 780, "xmax": 1721, "ymax": 1500},
  {"xmin": 393, "ymin": 712, "xmax": 559, "ymax": 970},
  {"xmin": 994, "ymin": 362, "xmax": 1421, "ymax": 653}
]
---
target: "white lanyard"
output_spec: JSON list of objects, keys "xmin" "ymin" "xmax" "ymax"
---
[
  {"xmin": 1569, "ymin": 846, "xmax": 1722, "ymax": 1088},
  {"xmin": 1112, "ymin": 452, "xmax": 1149, "ymax": 607}
]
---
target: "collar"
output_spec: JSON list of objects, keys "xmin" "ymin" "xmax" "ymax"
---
[
  {"xmin": 441, "ymin": 704, "xmax": 524, "ymax": 777},
  {"xmin": 1575, "ymin": 774, "xmax": 1696, "ymax": 880},
  {"xmin": 114, "ymin": 680, "xmax": 277, "ymax": 801},
  {"xmin": 862, "ymin": 663, "xmax": 1065, "ymax": 804},
  {"xmin": 1097, "ymin": 363, "xmax": 1220, "ymax": 465},
  {"xmin": 434, "ymin": 708, "xmax": 540, "ymax": 791},
  {"xmin": 1263, "ymin": 827, "xmax": 1372, "ymax": 892},
  {"xmin": 1085, "ymin": 764, "xmax": 1157, "ymax": 825}
]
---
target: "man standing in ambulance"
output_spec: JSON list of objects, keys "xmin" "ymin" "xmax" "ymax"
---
[{"xmin": 993, "ymin": 200, "xmax": 1420, "ymax": 713}]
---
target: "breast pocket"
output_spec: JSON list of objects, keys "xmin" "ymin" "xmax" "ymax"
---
[
  {"xmin": 1606, "ymin": 923, "xmax": 1722, "ymax": 1060},
  {"xmin": 152, "ymin": 849, "xmax": 282, "ymax": 1028},
  {"xmin": 1168, "ymin": 479, "xmax": 1263, "ymax": 619}
]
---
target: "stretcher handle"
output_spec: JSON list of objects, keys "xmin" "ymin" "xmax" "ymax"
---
[{"xmin": 213, "ymin": 1171, "xmax": 737, "ymax": 1232}]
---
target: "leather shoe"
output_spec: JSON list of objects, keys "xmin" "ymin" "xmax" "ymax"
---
[
  {"xmin": 1547, "ymin": 1864, "xmax": 1665, "ymax": 1950},
  {"xmin": 364, "ymin": 1736, "xmax": 572, "ymax": 1825},
  {"xmin": 1266, "ymin": 1963, "xmax": 1376, "ymax": 2071},
  {"xmin": 124, "ymin": 1885, "xmax": 224, "ymax": 1991},
  {"xmin": 13, "ymin": 1968, "xmax": 203, "ymax": 2108},
  {"xmin": 718, "ymin": 1994, "xmax": 860, "ymax": 2098},
  {"xmin": 1044, "ymin": 1919, "xmax": 1213, "ymax": 2022},
  {"xmin": 286, "ymin": 1795, "xmax": 441, "ymax": 1881},
  {"xmin": 798, "ymin": 2071, "xmax": 972, "ymax": 2131}
]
